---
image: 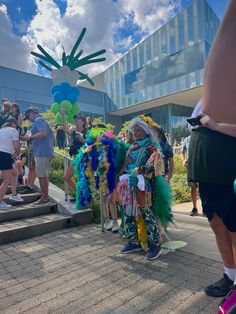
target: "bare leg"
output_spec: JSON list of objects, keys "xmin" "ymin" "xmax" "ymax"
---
[
  {"xmin": 10, "ymin": 166, "xmax": 18, "ymax": 195},
  {"xmin": 103, "ymin": 195, "xmax": 109, "ymax": 219},
  {"xmin": 191, "ymin": 185, "xmax": 197, "ymax": 209},
  {"xmin": 210, "ymin": 214, "xmax": 235, "ymax": 268},
  {"xmin": 0, "ymin": 170, "xmax": 12, "ymax": 202},
  {"xmin": 28, "ymin": 164, "xmax": 36, "ymax": 188},
  {"xmin": 38, "ymin": 177, "xmax": 49, "ymax": 200},
  {"xmin": 229, "ymin": 232, "xmax": 236, "ymax": 267},
  {"xmin": 64, "ymin": 164, "xmax": 76, "ymax": 192}
]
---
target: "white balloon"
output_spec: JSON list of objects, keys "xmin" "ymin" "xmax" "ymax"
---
[{"xmin": 51, "ymin": 66, "xmax": 79, "ymax": 86}]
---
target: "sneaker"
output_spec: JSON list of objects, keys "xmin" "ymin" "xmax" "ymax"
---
[
  {"xmin": 9, "ymin": 194, "xmax": 24, "ymax": 202},
  {"xmin": 111, "ymin": 220, "xmax": 119, "ymax": 233},
  {"xmin": 0, "ymin": 201, "xmax": 12, "ymax": 210},
  {"xmin": 104, "ymin": 218, "xmax": 112, "ymax": 231},
  {"xmin": 205, "ymin": 274, "xmax": 234, "ymax": 297},
  {"xmin": 190, "ymin": 207, "xmax": 198, "ymax": 216},
  {"xmin": 31, "ymin": 197, "xmax": 50, "ymax": 205},
  {"xmin": 146, "ymin": 244, "xmax": 162, "ymax": 260},
  {"xmin": 120, "ymin": 241, "xmax": 142, "ymax": 254},
  {"xmin": 20, "ymin": 186, "xmax": 34, "ymax": 194},
  {"xmin": 218, "ymin": 285, "xmax": 236, "ymax": 313},
  {"xmin": 69, "ymin": 197, "xmax": 76, "ymax": 203}
]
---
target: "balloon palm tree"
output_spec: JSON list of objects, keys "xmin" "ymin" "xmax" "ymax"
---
[{"xmin": 31, "ymin": 27, "xmax": 106, "ymax": 86}]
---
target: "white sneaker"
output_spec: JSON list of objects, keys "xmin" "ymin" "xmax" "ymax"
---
[
  {"xmin": 104, "ymin": 218, "xmax": 112, "ymax": 231},
  {"xmin": 112, "ymin": 220, "xmax": 119, "ymax": 233},
  {"xmin": 0, "ymin": 201, "xmax": 12, "ymax": 209},
  {"xmin": 9, "ymin": 194, "xmax": 24, "ymax": 202}
]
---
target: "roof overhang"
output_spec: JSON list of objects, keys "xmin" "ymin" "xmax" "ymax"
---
[{"xmin": 108, "ymin": 85, "xmax": 203, "ymax": 116}]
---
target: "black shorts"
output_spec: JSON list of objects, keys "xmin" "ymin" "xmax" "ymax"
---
[
  {"xmin": 0, "ymin": 151, "xmax": 14, "ymax": 170},
  {"xmin": 199, "ymin": 182, "xmax": 236, "ymax": 232}
]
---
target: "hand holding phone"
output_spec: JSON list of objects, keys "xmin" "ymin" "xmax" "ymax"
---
[{"xmin": 187, "ymin": 115, "xmax": 203, "ymax": 126}]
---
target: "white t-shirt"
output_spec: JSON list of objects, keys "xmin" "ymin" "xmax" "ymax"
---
[{"xmin": 0, "ymin": 127, "xmax": 19, "ymax": 155}]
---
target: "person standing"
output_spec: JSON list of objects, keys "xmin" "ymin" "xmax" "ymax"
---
[
  {"xmin": 158, "ymin": 128, "xmax": 174, "ymax": 183},
  {"xmin": 188, "ymin": 0, "xmax": 236, "ymax": 307},
  {"xmin": 62, "ymin": 112, "xmax": 86, "ymax": 201},
  {"xmin": 181, "ymin": 135, "xmax": 198, "ymax": 216},
  {"xmin": 0, "ymin": 101, "xmax": 12, "ymax": 128},
  {"xmin": 22, "ymin": 107, "xmax": 54, "ymax": 204},
  {"xmin": 0, "ymin": 118, "xmax": 21, "ymax": 209}
]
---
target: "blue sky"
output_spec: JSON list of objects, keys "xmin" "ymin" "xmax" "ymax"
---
[{"xmin": 0, "ymin": 0, "xmax": 229, "ymax": 77}]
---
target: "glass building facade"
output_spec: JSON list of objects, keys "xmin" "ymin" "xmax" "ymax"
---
[{"xmin": 104, "ymin": 0, "xmax": 220, "ymax": 138}]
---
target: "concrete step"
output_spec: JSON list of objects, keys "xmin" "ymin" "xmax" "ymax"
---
[
  {"xmin": 0, "ymin": 202, "xmax": 57, "ymax": 223},
  {"xmin": 0, "ymin": 213, "xmax": 74, "ymax": 245},
  {"xmin": 4, "ymin": 192, "xmax": 42, "ymax": 205},
  {"xmin": 6, "ymin": 185, "xmax": 27, "ymax": 195}
]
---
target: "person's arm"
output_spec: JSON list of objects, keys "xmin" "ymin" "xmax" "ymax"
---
[
  {"xmin": 13, "ymin": 140, "xmax": 20, "ymax": 154},
  {"xmin": 61, "ymin": 109, "xmax": 72, "ymax": 135},
  {"xmin": 200, "ymin": 115, "xmax": 236, "ymax": 138}
]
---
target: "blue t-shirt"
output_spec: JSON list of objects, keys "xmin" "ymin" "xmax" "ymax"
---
[{"xmin": 31, "ymin": 116, "xmax": 54, "ymax": 157}]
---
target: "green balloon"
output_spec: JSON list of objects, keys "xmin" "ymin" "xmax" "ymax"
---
[
  {"xmin": 71, "ymin": 103, "xmax": 81, "ymax": 115},
  {"xmin": 67, "ymin": 112, "xmax": 74, "ymax": 124},
  {"xmin": 55, "ymin": 112, "xmax": 63, "ymax": 124},
  {"xmin": 51, "ymin": 102, "xmax": 60, "ymax": 114},
  {"xmin": 60, "ymin": 100, "xmax": 72, "ymax": 112}
]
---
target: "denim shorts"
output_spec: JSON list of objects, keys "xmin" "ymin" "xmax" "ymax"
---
[{"xmin": 199, "ymin": 182, "xmax": 236, "ymax": 232}]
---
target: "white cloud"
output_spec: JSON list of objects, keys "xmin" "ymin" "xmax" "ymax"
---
[
  {"xmin": 118, "ymin": 0, "xmax": 181, "ymax": 34},
  {"xmin": 0, "ymin": 4, "xmax": 36, "ymax": 73},
  {"xmin": 1, "ymin": 0, "xmax": 182, "ymax": 78}
]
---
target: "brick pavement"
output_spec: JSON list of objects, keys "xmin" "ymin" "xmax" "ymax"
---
[{"xmin": 0, "ymin": 221, "xmax": 222, "ymax": 314}]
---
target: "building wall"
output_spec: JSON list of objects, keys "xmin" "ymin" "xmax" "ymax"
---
[
  {"xmin": 104, "ymin": 0, "xmax": 219, "ymax": 112},
  {"xmin": 0, "ymin": 66, "xmax": 105, "ymax": 118}
]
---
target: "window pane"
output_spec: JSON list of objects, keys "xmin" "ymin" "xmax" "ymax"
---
[
  {"xmin": 153, "ymin": 32, "xmax": 159, "ymax": 60},
  {"xmin": 187, "ymin": 6, "xmax": 194, "ymax": 46},
  {"xmin": 178, "ymin": 13, "xmax": 185, "ymax": 49},
  {"xmin": 145, "ymin": 38, "xmax": 151, "ymax": 63},
  {"xmin": 161, "ymin": 27, "xmax": 167, "ymax": 56},
  {"xmin": 169, "ymin": 20, "xmax": 176, "ymax": 54},
  {"xmin": 139, "ymin": 44, "xmax": 144, "ymax": 66}
]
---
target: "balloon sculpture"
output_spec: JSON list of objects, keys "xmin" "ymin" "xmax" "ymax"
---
[{"xmin": 31, "ymin": 28, "xmax": 106, "ymax": 124}]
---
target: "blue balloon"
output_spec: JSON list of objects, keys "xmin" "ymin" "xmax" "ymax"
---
[
  {"xmin": 54, "ymin": 91, "xmax": 65, "ymax": 103},
  {"xmin": 66, "ymin": 92, "xmax": 77, "ymax": 103},
  {"xmin": 70, "ymin": 86, "xmax": 80, "ymax": 96},
  {"xmin": 51, "ymin": 85, "xmax": 59, "ymax": 94},
  {"xmin": 59, "ymin": 82, "xmax": 71, "ymax": 94}
]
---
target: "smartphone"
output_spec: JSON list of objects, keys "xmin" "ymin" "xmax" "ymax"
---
[{"xmin": 187, "ymin": 116, "xmax": 202, "ymax": 126}]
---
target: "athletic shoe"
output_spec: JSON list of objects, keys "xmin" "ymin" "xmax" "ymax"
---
[
  {"xmin": 111, "ymin": 220, "xmax": 119, "ymax": 233},
  {"xmin": 205, "ymin": 273, "xmax": 234, "ymax": 297},
  {"xmin": 20, "ymin": 186, "xmax": 34, "ymax": 194},
  {"xmin": 9, "ymin": 194, "xmax": 24, "ymax": 202},
  {"xmin": 104, "ymin": 218, "xmax": 112, "ymax": 231},
  {"xmin": 0, "ymin": 201, "xmax": 12, "ymax": 210},
  {"xmin": 31, "ymin": 197, "xmax": 50, "ymax": 205},
  {"xmin": 190, "ymin": 207, "xmax": 198, "ymax": 216},
  {"xmin": 69, "ymin": 197, "xmax": 76, "ymax": 203},
  {"xmin": 218, "ymin": 285, "xmax": 236, "ymax": 313},
  {"xmin": 146, "ymin": 244, "xmax": 162, "ymax": 260},
  {"xmin": 120, "ymin": 241, "xmax": 142, "ymax": 254}
]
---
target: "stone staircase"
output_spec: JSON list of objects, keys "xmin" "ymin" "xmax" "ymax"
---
[{"xmin": 0, "ymin": 186, "xmax": 77, "ymax": 245}]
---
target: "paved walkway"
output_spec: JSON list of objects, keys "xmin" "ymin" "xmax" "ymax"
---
[{"xmin": 0, "ymin": 202, "xmax": 222, "ymax": 314}]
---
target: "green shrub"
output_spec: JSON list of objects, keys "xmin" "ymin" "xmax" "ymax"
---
[{"xmin": 171, "ymin": 173, "xmax": 191, "ymax": 204}]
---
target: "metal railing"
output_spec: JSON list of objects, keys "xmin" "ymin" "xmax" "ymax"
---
[
  {"xmin": 54, "ymin": 149, "xmax": 104, "ymax": 231},
  {"xmin": 54, "ymin": 150, "xmax": 72, "ymax": 202}
]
